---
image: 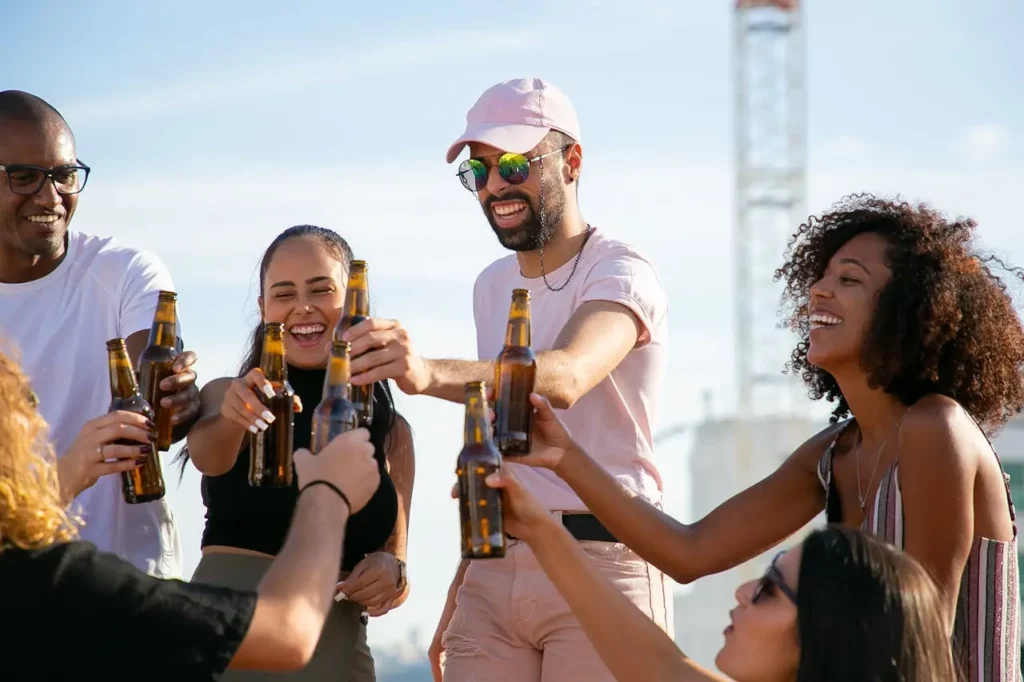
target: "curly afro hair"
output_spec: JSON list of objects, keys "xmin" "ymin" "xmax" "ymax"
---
[{"xmin": 775, "ymin": 194, "xmax": 1024, "ymax": 430}]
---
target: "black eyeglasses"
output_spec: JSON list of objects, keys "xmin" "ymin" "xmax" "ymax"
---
[
  {"xmin": 0, "ymin": 162, "xmax": 91, "ymax": 196},
  {"xmin": 752, "ymin": 551, "xmax": 798, "ymax": 605}
]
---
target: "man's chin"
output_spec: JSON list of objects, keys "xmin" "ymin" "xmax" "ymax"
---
[{"xmin": 490, "ymin": 225, "xmax": 540, "ymax": 252}]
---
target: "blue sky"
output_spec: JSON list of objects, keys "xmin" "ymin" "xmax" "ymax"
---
[{"xmin": 5, "ymin": 0, "xmax": 1023, "ymax": 659}]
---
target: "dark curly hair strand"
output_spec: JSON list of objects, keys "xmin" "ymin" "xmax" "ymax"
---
[{"xmin": 774, "ymin": 194, "xmax": 1024, "ymax": 430}]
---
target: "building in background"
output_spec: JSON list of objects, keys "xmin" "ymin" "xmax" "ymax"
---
[{"xmin": 673, "ymin": 413, "xmax": 822, "ymax": 667}]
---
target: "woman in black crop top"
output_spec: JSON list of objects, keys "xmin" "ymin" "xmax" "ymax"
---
[{"xmin": 179, "ymin": 225, "xmax": 415, "ymax": 681}]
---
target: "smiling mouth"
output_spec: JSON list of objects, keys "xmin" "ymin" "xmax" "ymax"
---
[
  {"xmin": 491, "ymin": 200, "xmax": 529, "ymax": 227},
  {"xmin": 24, "ymin": 214, "xmax": 62, "ymax": 225},
  {"xmin": 809, "ymin": 312, "xmax": 842, "ymax": 330},
  {"xmin": 288, "ymin": 323, "xmax": 326, "ymax": 347}
]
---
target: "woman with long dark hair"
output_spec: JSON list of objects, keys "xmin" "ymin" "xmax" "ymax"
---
[
  {"xmin": 482, "ymin": 459, "xmax": 957, "ymax": 682},
  {"xmin": 509, "ymin": 195, "xmax": 1023, "ymax": 681},
  {"xmin": 180, "ymin": 225, "xmax": 415, "ymax": 681}
]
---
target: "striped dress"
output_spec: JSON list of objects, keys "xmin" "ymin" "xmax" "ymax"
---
[{"xmin": 817, "ymin": 421, "xmax": 1022, "ymax": 682}]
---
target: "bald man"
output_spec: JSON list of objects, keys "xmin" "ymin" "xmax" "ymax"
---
[{"xmin": 0, "ymin": 90, "xmax": 200, "ymax": 577}]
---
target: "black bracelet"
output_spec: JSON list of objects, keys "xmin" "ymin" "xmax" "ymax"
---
[{"xmin": 300, "ymin": 480, "xmax": 351, "ymax": 514}]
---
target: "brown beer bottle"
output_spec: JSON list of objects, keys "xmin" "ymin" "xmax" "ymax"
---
[
  {"xmin": 494, "ymin": 289, "xmax": 537, "ymax": 456},
  {"xmin": 332, "ymin": 260, "xmax": 374, "ymax": 427},
  {"xmin": 106, "ymin": 338, "xmax": 164, "ymax": 504},
  {"xmin": 311, "ymin": 341, "xmax": 360, "ymax": 454},
  {"xmin": 137, "ymin": 290, "xmax": 178, "ymax": 452},
  {"xmin": 456, "ymin": 381, "xmax": 505, "ymax": 559},
  {"xmin": 249, "ymin": 322, "xmax": 296, "ymax": 487}
]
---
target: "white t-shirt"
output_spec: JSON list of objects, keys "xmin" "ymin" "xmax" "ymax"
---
[
  {"xmin": 473, "ymin": 228, "xmax": 669, "ymax": 511},
  {"xmin": 0, "ymin": 231, "xmax": 183, "ymax": 578}
]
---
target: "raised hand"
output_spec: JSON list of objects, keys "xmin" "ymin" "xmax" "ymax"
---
[{"xmin": 59, "ymin": 411, "xmax": 155, "ymax": 501}]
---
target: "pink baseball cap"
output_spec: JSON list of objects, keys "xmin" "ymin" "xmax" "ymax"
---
[{"xmin": 445, "ymin": 78, "xmax": 581, "ymax": 164}]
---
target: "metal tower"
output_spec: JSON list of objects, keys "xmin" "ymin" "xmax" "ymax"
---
[{"xmin": 734, "ymin": 0, "xmax": 807, "ymax": 419}]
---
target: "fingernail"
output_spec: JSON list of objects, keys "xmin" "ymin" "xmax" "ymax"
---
[
  {"xmin": 248, "ymin": 424, "xmax": 258, "ymax": 434},
  {"xmin": 145, "ymin": 419, "xmax": 155, "ymax": 428},
  {"xmin": 255, "ymin": 419, "xmax": 269, "ymax": 431},
  {"xmin": 334, "ymin": 592, "xmax": 347, "ymax": 602},
  {"xmin": 161, "ymin": 397, "xmax": 172, "ymax": 407},
  {"xmin": 261, "ymin": 410, "xmax": 276, "ymax": 423},
  {"xmin": 262, "ymin": 384, "xmax": 275, "ymax": 399},
  {"xmin": 139, "ymin": 444, "xmax": 153, "ymax": 454}
]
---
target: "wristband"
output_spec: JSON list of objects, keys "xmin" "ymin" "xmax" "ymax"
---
[{"xmin": 300, "ymin": 480, "xmax": 351, "ymax": 514}]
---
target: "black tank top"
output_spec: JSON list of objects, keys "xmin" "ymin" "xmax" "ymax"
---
[{"xmin": 201, "ymin": 365, "xmax": 398, "ymax": 571}]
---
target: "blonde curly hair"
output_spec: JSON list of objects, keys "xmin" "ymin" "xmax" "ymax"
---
[{"xmin": 0, "ymin": 343, "xmax": 79, "ymax": 550}]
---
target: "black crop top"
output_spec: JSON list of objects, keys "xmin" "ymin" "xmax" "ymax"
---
[{"xmin": 201, "ymin": 365, "xmax": 399, "ymax": 571}]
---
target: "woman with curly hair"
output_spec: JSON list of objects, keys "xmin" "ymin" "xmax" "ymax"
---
[{"xmin": 512, "ymin": 194, "xmax": 1024, "ymax": 681}]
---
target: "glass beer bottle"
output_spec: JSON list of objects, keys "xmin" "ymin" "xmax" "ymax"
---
[
  {"xmin": 456, "ymin": 381, "xmax": 505, "ymax": 559},
  {"xmin": 311, "ymin": 341, "xmax": 359, "ymax": 454},
  {"xmin": 494, "ymin": 289, "xmax": 537, "ymax": 456},
  {"xmin": 249, "ymin": 322, "xmax": 295, "ymax": 487},
  {"xmin": 106, "ymin": 338, "xmax": 164, "ymax": 504},
  {"xmin": 331, "ymin": 260, "xmax": 374, "ymax": 427},
  {"xmin": 137, "ymin": 290, "xmax": 178, "ymax": 452}
]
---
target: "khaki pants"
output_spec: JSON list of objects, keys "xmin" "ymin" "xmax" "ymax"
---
[
  {"xmin": 441, "ymin": 538, "xmax": 671, "ymax": 682},
  {"xmin": 192, "ymin": 552, "xmax": 375, "ymax": 681}
]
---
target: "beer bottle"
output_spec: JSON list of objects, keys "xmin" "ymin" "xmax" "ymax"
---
[
  {"xmin": 456, "ymin": 381, "xmax": 505, "ymax": 559},
  {"xmin": 137, "ymin": 290, "xmax": 178, "ymax": 452},
  {"xmin": 249, "ymin": 322, "xmax": 296, "ymax": 488},
  {"xmin": 494, "ymin": 289, "xmax": 537, "ymax": 456},
  {"xmin": 311, "ymin": 341, "xmax": 359, "ymax": 454},
  {"xmin": 106, "ymin": 338, "xmax": 164, "ymax": 504},
  {"xmin": 332, "ymin": 260, "xmax": 374, "ymax": 427}
]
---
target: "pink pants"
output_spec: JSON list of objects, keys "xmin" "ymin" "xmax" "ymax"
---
[{"xmin": 441, "ymin": 536, "xmax": 672, "ymax": 682}]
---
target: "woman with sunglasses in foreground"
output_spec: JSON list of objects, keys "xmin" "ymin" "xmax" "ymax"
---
[
  {"xmin": 479, "ymin": 452, "xmax": 956, "ymax": 682},
  {"xmin": 510, "ymin": 195, "xmax": 1024, "ymax": 681}
]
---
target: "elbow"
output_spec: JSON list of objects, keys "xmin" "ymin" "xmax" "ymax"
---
[
  {"xmin": 276, "ymin": 608, "xmax": 323, "ymax": 669},
  {"xmin": 546, "ymin": 373, "xmax": 586, "ymax": 410},
  {"xmin": 188, "ymin": 451, "xmax": 232, "ymax": 477},
  {"xmin": 672, "ymin": 570, "xmax": 697, "ymax": 586}
]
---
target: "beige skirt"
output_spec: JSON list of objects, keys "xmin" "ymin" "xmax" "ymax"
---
[{"xmin": 192, "ymin": 552, "xmax": 375, "ymax": 681}]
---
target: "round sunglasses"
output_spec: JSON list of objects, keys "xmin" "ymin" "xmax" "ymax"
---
[{"xmin": 457, "ymin": 144, "xmax": 572, "ymax": 192}]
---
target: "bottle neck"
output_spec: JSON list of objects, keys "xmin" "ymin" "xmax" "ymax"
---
[
  {"xmin": 148, "ymin": 321, "xmax": 177, "ymax": 348},
  {"xmin": 463, "ymin": 393, "xmax": 491, "ymax": 445},
  {"xmin": 504, "ymin": 295, "xmax": 531, "ymax": 347},
  {"xmin": 322, "ymin": 354, "xmax": 352, "ymax": 400},
  {"xmin": 504, "ymin": 317, "xmax": 530, "ymax": 347},
  {"xmin": 107, "ymin": 351, "xmax": 139, "ymax": 399},
  {"xmin": 261, "ymin": 333, "xmax": 288, "ymax": 382},
  {"xmin": 148, "ymin": 298, "xmax": 178, "ymax": 348},
  {"xmin": 344, "ymin": 287, "xmax": 369, "ymax": 318}
]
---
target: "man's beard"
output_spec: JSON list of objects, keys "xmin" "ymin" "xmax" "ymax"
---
[{"xmin": 482, "ymin": 174, "xmax": 565, "ymax": 252}]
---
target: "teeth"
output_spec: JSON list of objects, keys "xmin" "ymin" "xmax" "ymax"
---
[
  {"xmin": 289, "ymin": 324, "xmax": 325, "ymax": 335},
  {"xmin": 26, "ymin": 215, "xmax": 59, "ymax": 224},
  {"xmin": 809, "ymin": 313, "xmax": 842, "ymax": 328},
  {"xmin": 493, "ymin": 201, "xmax": 527, "ymax": 217}
]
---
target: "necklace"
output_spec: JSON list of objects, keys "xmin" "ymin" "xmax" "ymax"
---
[
  {"xmin": 539, "ymin": 225, "xmax": 593, "ymax": 293},
  {"xmin": 855, "ymin": 407, "xmax": 913, "ymax": 511}
]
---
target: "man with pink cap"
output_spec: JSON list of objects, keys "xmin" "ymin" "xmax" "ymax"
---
[{"xmin": 343, "ymin": 77, "xmax": 671, "ymax": 681}]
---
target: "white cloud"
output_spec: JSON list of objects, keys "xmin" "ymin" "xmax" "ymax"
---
[
  {"xmin": 64, "ymin": 27, "xmax": 544, "ymax": 125},
  {"xmin": 954, "ymin": 123, "xmax": 1013, "ymax": 164}
]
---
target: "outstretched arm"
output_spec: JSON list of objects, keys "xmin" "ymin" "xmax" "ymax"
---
[
  {"xmin": 488, "ymin": 467, "xmax": 729, "ymax": 682},
  {"xmin": 345, "ymin": 300, "xmax": 642, "ymax": 408},
  {"xmin": 522, "ymin": 394, "xmax": 832, "ymax": 584}
]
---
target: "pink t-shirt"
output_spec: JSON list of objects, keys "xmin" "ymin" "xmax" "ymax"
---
[{"xmin": 473, "ymin": 228, "xmax": 669, "ymax": 511}]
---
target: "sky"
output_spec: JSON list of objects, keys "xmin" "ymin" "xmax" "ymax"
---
[{"xmin": 4, "ymin": 0, "xmax": 1024, "ymax": 659}]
